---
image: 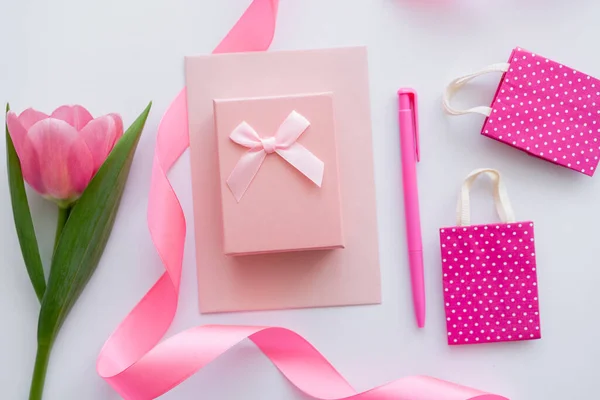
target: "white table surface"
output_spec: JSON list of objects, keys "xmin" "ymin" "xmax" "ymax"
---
[{"xmin": 2, "ymin": 0, "xmax": 599, "ymax": 398}]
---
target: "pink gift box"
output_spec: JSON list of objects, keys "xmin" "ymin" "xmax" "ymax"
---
[
  {"xmin": 483, "ymin": 47, "xmax": 600, "ymax": 176},
  {"xmin": 440, "ymin": 222, "xmax": 541, "ymax": 345},
  {"xmin": 213, "ymin": 92, "xmax": 344, "ymax": 256}
]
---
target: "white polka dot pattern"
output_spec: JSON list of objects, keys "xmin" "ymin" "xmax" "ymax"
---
[
  {"xmin": 439, "ymin": 222, "xmax": 541, "ymax": 345},
  {"xmin": 482, "ymin": 47, "xmax": 600, "ymax": 176}
]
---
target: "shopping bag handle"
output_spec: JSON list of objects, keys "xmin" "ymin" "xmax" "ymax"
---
[
  {"xmin": 457, "ymin": 168, "xmax": 516, "ymax": 226},
  {"xmin": 443, "ymin": 63, "xmax": 511, "ymax": 117}
]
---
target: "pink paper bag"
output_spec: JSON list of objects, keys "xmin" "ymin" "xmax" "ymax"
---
[
  {"xmin": 444, "ymin": 47, "xmax": 600, "ymax": 176},
  {"xmin": 439, "ymin": 169, "xmax": 542, "ymax": 345}
]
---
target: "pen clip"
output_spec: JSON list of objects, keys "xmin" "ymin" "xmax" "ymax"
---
[{"xmin": 398, "ymin": 88, "xmax": 420, "ymax": 162}]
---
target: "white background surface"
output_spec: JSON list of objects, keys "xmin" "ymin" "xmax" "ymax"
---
[{"xmin": 1, "ymin": 0, "xmax": 599, "ymax": 399}]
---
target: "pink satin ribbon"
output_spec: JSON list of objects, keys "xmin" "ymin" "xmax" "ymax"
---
[
  {"xmin": 96, "ymin": 1, "xmax": 509, "ymax": 399},
  {"xmin": 227, "ymin": 110, "xmax": 324, "ymax": 201}
]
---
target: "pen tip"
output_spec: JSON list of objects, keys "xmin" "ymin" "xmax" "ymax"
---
[{"xmin": 417, "ymin": 313, "xmax": 426, "ymax": 328}]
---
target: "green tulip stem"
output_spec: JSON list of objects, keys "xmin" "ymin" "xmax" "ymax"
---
[
  {"xmin": 54, "ymin": 206, "xmax": 71, "ymax": 251},
  {"xmin": 29, "ymin": 341, "xmax": 52, "ymax": 400},
  {"xmin": 30, "ymin": 203, "xmax": 69, "ymax": 400}
]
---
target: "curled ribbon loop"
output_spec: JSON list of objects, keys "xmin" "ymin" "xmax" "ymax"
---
[
  {"xmin": 96, "ymin": 1, "xmax": 508, "ymax": 399},
  {"xmin": 227, "ymin": 110, "xmax": 325, "ymax": 202}
]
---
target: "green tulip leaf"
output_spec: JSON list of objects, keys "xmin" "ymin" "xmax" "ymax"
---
[
  {"xmin": 37, "ymin": 102, "xmax": 152, "ymax": 346},
  {"xmin": 6, "ymin": 103, "xmax": 46, "ymax": 302}
]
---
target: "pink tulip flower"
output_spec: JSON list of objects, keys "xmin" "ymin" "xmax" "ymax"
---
[{"xmin": 6, "ymin": 105, "xmax": 123, "ymax": 205}]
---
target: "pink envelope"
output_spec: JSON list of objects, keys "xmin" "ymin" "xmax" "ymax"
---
[
  {"xmin": 213, "ymin": 93, "xmax": 344, "ymax": 256},
  {"xmin": 185, "ymin": 47, "xmax": 381, "ymax": 313}
]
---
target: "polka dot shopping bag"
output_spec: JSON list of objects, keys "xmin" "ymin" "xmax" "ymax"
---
[
  {"xmin": 439, "ymin": 169, "xmax": 541, "ymax": 345},
  {"xmin": 443, "ymin": 47, "xmax": 600, "ymax": 176}
]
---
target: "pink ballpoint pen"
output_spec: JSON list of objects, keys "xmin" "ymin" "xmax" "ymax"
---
[{"xmin": 397, "ymin": 88, "xmax": 425, "ymax": 328}]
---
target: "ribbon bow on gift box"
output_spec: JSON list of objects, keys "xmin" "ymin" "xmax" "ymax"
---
[{"xmin": 227, "ymin": 110, "xmax": 325, "ymax": 202}]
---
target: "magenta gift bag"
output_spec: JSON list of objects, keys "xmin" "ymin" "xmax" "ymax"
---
[
  {"xmin": 439, "ymin": 169, "xmax": 542, "ymax": 345},
  {"xmin": 443, "ymin": 47, "xmax": 600, "ymax": 176}
]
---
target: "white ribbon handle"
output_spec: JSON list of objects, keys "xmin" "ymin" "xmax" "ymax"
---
[
  {"xmin": 443, "ymin": 63, "xmax": 511, "ymax": 117},
  {"xmin": 457, "ymin": 168, "xmax": 516, "ymax": 226}
]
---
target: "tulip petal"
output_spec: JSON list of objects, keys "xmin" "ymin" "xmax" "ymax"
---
[
  {"xmin": 28, "ymin": 118, "xmax": 94, "ymax": 200},
  {"xmin": 18, "ymin": 108, "xmax": 49, "ymax": 130},
  {"xmin": 80, "ymin": 114, "xmax": 124, "ymax": 172},
  {"xmin": 109, "ymin": 113, "xmax": 124, "ymax": 141},
  {"xmin": 6, "ymin": 111, "xmax": 46, "ymax": 194},
  {"xmin": 51, "ymin": 105, "xmax": 94, "ymax": 131},
  {"xmin": 68, "ymin": 141, "xmax": 95, "ymax": 195},
  {"xmin": 6, "ymin": 111, "xmax": 27, "ymax": 153}
]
